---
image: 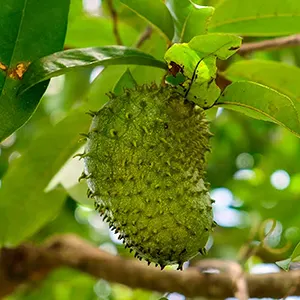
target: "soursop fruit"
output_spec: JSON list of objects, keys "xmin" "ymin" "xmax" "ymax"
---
[{"xmin": 82, "ymin": 85, "xmax": 214, "ymax": 270}]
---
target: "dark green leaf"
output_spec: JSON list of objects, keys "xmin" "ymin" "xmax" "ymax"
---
[
  {"xmin": 0, "ymin": 0, "xmax": 70, "ymax": 142},
  {"xmin": 0, "ymin": 110, "xmax": 90, "ymax": 246},
  {"xmin": 216, "ymin": 81, "xmax": 300, "ymax": 137},
  {"xmin": 113, "ymin": 68, "xmax": 137, "ymax": 95},
  {"xmin": 120, "ymin": 0, "xmax": 174, "ymax": 41},
  {"xmin": 19, "ymin": 47, "xmax": 167, "ymax": 95},
  {"xmin": 209, "ymin": 0, "xmax": 300, "ymax": 36},
  {"xmin": 165, "ymin": 73, "xmax": 186, "ymax": 86}
]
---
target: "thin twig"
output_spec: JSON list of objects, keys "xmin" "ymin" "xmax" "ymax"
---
[
  {"xmin": 135, "ymin": 26, "xmax": 153, "ymax": 48},
  {"xmin": 238, "ymin": 221, "xmax": 260, "ymax": 264},
  {"xmin": 238, "ymin": 219, "xmax": 291, "ymax": 266},
  {"xmin": 107, "ymin": 0, "xmax": 123, "ymax": 45},
  {"xmin": 239, "ymin": 34, "xmax": 300, "ymax": 55}
]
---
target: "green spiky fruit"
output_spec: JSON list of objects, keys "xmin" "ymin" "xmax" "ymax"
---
[{"xmin": 82, "ymin": 85, "xmax": 214, "ymax": 270}]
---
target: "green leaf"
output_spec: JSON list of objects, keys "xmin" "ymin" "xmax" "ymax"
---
[
  {"xmin": 223, "ymin": 60, "xmax": 300, "ymax": 107},
  {"xmin": 0, "ymin": 110, "xmax": 90, "ymax": 246},
  {"xmin": 12, "ymin": 268, "xmax": 97, "ymax": 300},
  {"xmin": 87, "ymin": 66, "xmax": 130, "ymax": 111},
  {"xmin": 165, "ymin": 44, "xmax": 220, "ymax": 107},
  {"xmin": 164, "ymin": 34, "xmax": 241, "ymax": 78},
  {"xmin": 291, "ymin": 241, "xmax": 300, "ymax": 262},
  {"xmin": 66, "ymin": 15, "xmax": 139, "ymax": 47},
  {"xmin": 216, "ymin": 81, "xmax": 300, "ymax": 138},
  {"xmin": 33, "ymin": 199, "xmax": 91, "ymax": 242},
  {"xmin": 0, "ymin": 0, "xmax": 70, "ymax": 142},
  {"xmin": 19, "ymin": 47, "xmax": 167, "ymax": 95},
  {"xmin": 165, "ymin": 44, "xmax": 201, "ymax": 79},
  {"xmin": 67, "ymin": 181, "xmax": 93, "ymax": 208},
  {"xmin": 181, "ymin": 5, "xmax": 215, "ymax": 43},
  {"xmin": 188, "ymin": 34, "xmax": 242, "ymax": 59},
  {"xmin": 208, "ymin": 0, "xmax": 300, "ymax": 36},
  {"xmin": 166, "ymin": 0, "xmax": 214, "ymax": 42},
  {"xmin": 129, "ymin": 32, "xmax": 167, "ymax": 86},
  {"xmin": 164, "ymin": 34, "xmax": 240, "ymax": 107},
  {"xmin": 166, "ymin": 0, "xmax": 194, "ymax": 42},
  {"xmin": 113, "ymin": 68, "xmax": 137, "ymax": 95},
  {"xmin": 120, "ymin": 0, "xmax": 174, "ymax": 41},
  {"xmin": 276, "ymin": 258, "xmax": 291, "ymax": 271},
  {"xmin": 276, "ymin": 242, "xmax": 300, "ymax": 271},
  {"xmin": 60, "ymin": 69, "xmax": 93, "ymax": 112}
]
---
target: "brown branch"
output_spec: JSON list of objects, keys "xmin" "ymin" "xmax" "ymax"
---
[
  {"xmin": 239, "ymin": 34, "xmax": 300, "ymax": 55},
  {"xmin": 135, "ymin": 26, "xmax": 153, "ymax": 48},
  {"xmin": 107, "ymin": 0, "xmax": 123, "ymax": 45},
  {"xmin": 196, "ymin": 260, "xmax": 249, "ymax": 300},
  {"xmin": 1, "ymin": 234, "xmax": 300, "ymax": 299}
]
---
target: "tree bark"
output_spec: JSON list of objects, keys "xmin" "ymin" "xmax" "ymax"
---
[
  {"xmin": 239, "ymin": 34, "xmax": 300, "ymax": 55},
  {"xmin": 1, "ymin": 234, "xmax": 299, "ymax": 299}
]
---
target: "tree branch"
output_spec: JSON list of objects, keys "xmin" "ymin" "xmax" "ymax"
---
[
  {"xmin": 1, "ymin": 234, "xmax": 300, "ymax": 299},
  {"xmin": 107, "ymin": 0, "xmax": 123, "ymax": 45},
  {"xmin": 239, "ymin": 34, "xmax": 300, "ymax": 55},
  {"xmin": 196, "ymin": 260, "xmax": 249, "ymax": 300},
  {"xmin": 135, "ymin": 26, "xmax": 153, "ymax": 49}
]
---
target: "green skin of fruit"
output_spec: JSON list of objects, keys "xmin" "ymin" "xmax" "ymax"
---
[{"xmin": 83, "ymin": 85, "xmax": 214, "ymax": 269}]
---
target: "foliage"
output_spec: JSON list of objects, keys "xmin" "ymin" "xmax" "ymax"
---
[{"xmin": 1, "ymin": 0, "xmax": 300, "ymax": 299}]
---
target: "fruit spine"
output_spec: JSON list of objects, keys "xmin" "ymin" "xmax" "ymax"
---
[{"xmin": 80, "ymin": 84, "xmax": 214, "ymax": 270}]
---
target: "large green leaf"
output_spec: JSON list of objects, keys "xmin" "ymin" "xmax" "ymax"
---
[
  {"xmin": 223, "ymin": 60, "xmax": 300, "ymax": 103},
  {"xmin": 18, "ymin": 47, "xmax": 167, "ymax": 95},
  {"xmin": 216, "ymin": 81, "xmax": 300, "ymax": 138},
  {"xmin": 0, "ymin": 110, "xmax": 90, "ymax": 246},
  {"xmin": 0, "ymin": 0, "xmax": 70, "ymax": 142},
  {"xmin": 166, "ymin": 0, "xmax": 214, "ymax": 42},
  {"xmin": 164, "ymin": 34, "xmax": 241, "ymax": 80},
  {"xmin": 208, "ymin": 0, "xmax": 300, "ymax": 36},
  {"xmin": 166, "ymin": 0, "xmax": 193, "ymax": 42},
  {"xmin": 120, "ymin": 0, "xmax": 174, "ymax": 42},
  {"xmin": 181, "ymin": 5, "xmax": 215, "ymax": 43}
]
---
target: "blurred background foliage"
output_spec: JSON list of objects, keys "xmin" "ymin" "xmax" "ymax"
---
[{"xmin": 1, "ymin": 0, "xmax": 300, "ymax": 299}]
